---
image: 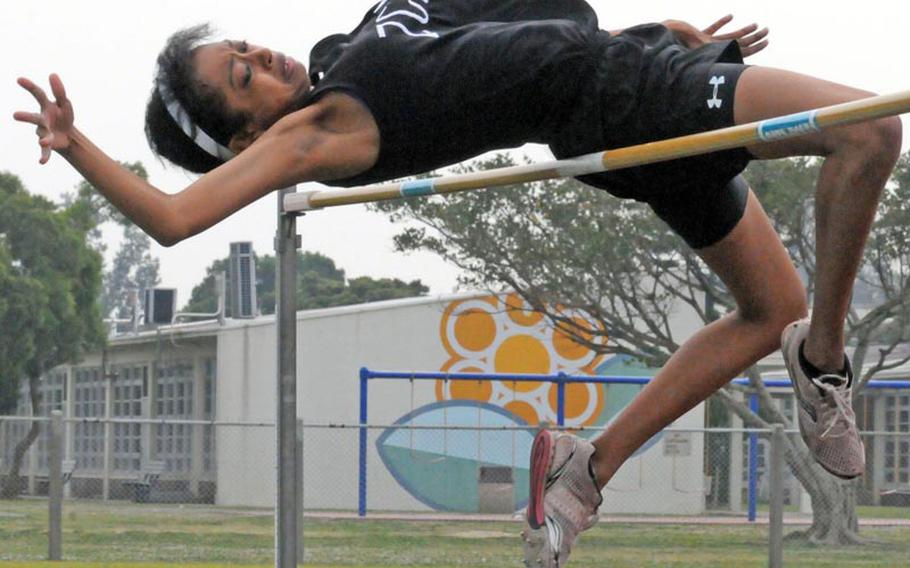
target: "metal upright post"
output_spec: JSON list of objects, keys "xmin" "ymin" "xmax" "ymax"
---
[
  {"xmin": 769, "ymin": 424, "xmax": 785, "ymax": 568},
  {"xmin": 63, "ymin": 368, "xmax": 75, "ymax": 500},
  {"xmin": 102, "ymin": 353, "xmax": 113, "ymax": 501},
  {"xmin": 359, "ymin": 367, "xmax": 369, "ymax": 517},
  {"xmin": 748, "ymin": 394, "xmax": 759, "ymax": 522},
  {"xmin": 27, "ymin": 399, "xmax": 36, "ymax": 495},
  {"xmin": 48, "ymin": 410, "xmax": 63, "ymax": 561},
  {"xmin": 276, "ymin": 187, "xmax": 300, "ymax": 568},
  {"xmin": 296, "ymin": 418, "xmax": 305, "ymax": 565},
  {"xmin": 556, "ymin": 373, "xmax": 567, "ymax": 428}
]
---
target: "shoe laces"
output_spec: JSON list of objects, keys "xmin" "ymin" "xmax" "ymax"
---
[{"xmin": 811, "ymin": 375, "xmax": 856, "ymax": 439}]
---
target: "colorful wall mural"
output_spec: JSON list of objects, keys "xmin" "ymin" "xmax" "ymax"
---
[
  {"xmin": 437, "ymin": 293, "xmax": 609, "ymax": 428},
  {"xmin": 377, "ymin": 293, "xmax": 662, "ymax": 513}
]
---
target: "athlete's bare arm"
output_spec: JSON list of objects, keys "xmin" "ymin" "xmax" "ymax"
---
[{"xmin": 14, "ymin": 75, "xmax": 379, "ymax": 247}]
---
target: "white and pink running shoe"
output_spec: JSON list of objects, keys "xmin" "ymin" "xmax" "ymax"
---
[
  {"xmin": 522, "ymin": 430, "xmax": 602, "ymax": 567},
  {"xmin": 782, "ymin": 319, "xmax": 865, "ymax": 479}
]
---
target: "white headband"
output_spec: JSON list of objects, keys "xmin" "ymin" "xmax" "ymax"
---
[{"xmin": 157, "ymin": 80, "xmax": 235, "ymax": 162}]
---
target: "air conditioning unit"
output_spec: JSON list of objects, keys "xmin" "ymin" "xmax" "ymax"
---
[
  {"xmin": 143, "ymin": 288, "xmax": 177, "ymax": 325},
  {"xmin": 229, "ymin": 242, "xmax": 258, "ymax": 318}
]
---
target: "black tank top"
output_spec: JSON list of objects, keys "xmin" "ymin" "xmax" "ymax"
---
[{"xmin": 308, "ymin": 0, "xmax": 607, "ymax": 187}]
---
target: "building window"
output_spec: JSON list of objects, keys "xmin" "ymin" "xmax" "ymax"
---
[
  {"xmin": 111, "ymin": 365, "xmax": 145, "ymax": 472},
  {"xmin": 203, "ymin": 357, "xmax": 216, "ymax": 473},
  {"xmin": 36, "ymin": 371, "xmax": 67, "ymax": 471},
  {"xmin": 883, "ymin": 394, "xmax": 910, "ymax": 485},
  {"xmin": 155, "ymin": 360, "xmax": 194, "ymax": 473},
  {"xmin": 73, "ymin": 367, "xmax": 105, "ymax": 471}
]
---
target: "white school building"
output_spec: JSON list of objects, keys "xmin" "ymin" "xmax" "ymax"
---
[{"xmin": 3, "ymin": 291, "xmax": 909, "ymax": 514}]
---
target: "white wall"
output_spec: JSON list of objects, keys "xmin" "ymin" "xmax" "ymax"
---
[
  {"xmin": 214, "ymin": 293, "xmax": 707, "ymax": 515},
  {"xmin": 214, "ymin": 296, "xmax": 456, "ymax": 508}
]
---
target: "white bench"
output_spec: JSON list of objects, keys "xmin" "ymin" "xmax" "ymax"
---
[
  {"xmin": 33, "ymin": 460, "xmax": 76, "ymax": 492},
  {"xmin": 124, "ymin": 461, "xmax": 166, "ymax": 502},
  {"xmin": 61, "ymin": 460, "xmax": 76, "ymax": 485}
]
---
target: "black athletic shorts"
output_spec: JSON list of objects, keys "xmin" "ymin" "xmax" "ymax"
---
[{"xmin": 549, "ymin": 24, "xmax": 752, "ymax": 249}]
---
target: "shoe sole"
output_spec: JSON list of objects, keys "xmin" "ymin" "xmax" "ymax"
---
[
  {"xmin": 818, "ymin": 460, "xmax": 862, "ymax": 480},
  {"xmin": 782, "ymin": 321, "xmax": 864, "ymax": 481},
  {"xmin": 527, "ymin": 429, "xmax": 553, "ymax": 530}
]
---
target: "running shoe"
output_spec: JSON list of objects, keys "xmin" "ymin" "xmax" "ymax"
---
[
  {"xmin": 522, "ymin": 430, "xmax": 602, "ymax": 567},
  {"xmin": 781, "ymin": 319, "xmax": 865, "ymax": 479}
]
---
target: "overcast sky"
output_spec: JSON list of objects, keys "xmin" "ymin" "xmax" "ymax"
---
[{"xmin": 3, "ymin": 1, "xmax": 909, "ymax": 307}]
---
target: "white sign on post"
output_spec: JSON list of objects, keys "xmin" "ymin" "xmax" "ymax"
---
[{"xmin": 663, "ymin": 431, "xmax": 692, "ymax": 457}]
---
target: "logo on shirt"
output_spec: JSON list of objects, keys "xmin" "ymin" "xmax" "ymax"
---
[
  {"xmin": 707, "ymin": 76, "xmax": 726, "ymax": 109},
  {"xmin": 374, "ymin": 0, "xmax": 440, "ymax": 39}
]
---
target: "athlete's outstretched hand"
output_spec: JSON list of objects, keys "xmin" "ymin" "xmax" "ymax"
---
[
  {"xmin": 13, "ymin": 74, "xmax": 75, "ymax": 164},
  {"xmin": 703, "ymin": 15, "xmax": 770, "ymax": 57},
  {"xmin": 664, "ymin": 15, "xmax": 770, "ymax": 58}
]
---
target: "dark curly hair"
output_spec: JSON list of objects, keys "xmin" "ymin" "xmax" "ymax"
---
[{"xmin": 145, "ymin": 24, "xmax": 250, "ymax": 174}]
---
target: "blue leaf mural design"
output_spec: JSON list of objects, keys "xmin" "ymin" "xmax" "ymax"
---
[{"xmin": 376, "ymin": 400, "xmax": 535, "ymax": 513}]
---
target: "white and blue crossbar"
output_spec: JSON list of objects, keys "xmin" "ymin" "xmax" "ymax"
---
[{"xmin": 284, "ymin": 89, "xmax": 910, "ymax": 213}]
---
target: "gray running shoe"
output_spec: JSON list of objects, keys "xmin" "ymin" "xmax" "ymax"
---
[
  {"xmin": 522, "ymin": 430, "xmax": 602, "ymax": 567},
  {"xmin": 781, "ymin": 319, "xmax": 865, "ymax": 479}
]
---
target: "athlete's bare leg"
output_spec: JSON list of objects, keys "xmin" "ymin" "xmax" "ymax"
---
[
  {"xmin": 588, "ymin": 67, "xmax": 901, "ymax": 486},
  {"xmin": 735, "ymin": 67, "xmax": 902, "ymax": 372},
  {"xmin": 590, "ymin": 191, "xmax": 807, "ymax": 485}
]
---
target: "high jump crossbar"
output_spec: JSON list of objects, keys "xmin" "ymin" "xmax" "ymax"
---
[{"xmin": 284, "ymin": 89, "xmax": 910, "ymax": 213}]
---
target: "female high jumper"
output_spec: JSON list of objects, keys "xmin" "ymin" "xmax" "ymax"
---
[{"xmin": 14, "ymin": 1, "xmax": 901, "ymax": 565}]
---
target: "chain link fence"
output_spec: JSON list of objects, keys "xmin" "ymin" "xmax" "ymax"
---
[
  {"xmin": 0, "ymin": 416, "xmax": 276, "ymax": 505},
  {"xmin": 2, "ymin": 416, "xmax": 909, "ymax": 564},
  {"xmin": 352, "ymin": 423, "xmax": 910, "ymax": 520}
]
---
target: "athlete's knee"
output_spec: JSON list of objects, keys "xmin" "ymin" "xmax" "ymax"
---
[
  {"xmin": 738, "ymin": 282, "xmax": 807, "ymax": 331},
  {"xmin": 831, "ymin": 114, "xmax": 902, "ymax": 169},
  {"xmin": 872, "ymin": 115, "xmax": 903, "ymax": 164},
  {"xmin": 772, "ymin": 287, "xmax": 809, "ymax": 328}
]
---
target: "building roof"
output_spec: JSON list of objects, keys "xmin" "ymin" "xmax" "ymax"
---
[{"xmin": 107, "ymin": 290, "xmax": 488, "ymax": 346}]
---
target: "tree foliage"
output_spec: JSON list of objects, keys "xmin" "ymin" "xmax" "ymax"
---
[
  {"xmin": 0, "ymin": 172, "xmax": 105, "ymax": 496},
  {"xmin": 375, "ymin": 154, "xmax": 691, "ymax": 364},
  {"xmin": 183, "ymin": 250, "xmax": 429, "ymax": 316},
  {"xmin": 0, "ymin": 174, "xmax": 41, "ymax": 413},
  {"xmin": 0, "ymin": 172, "xmax": 105, "ymax": 386},
  {"xmin": 63, "ymin": 162, "xmax": 160, "ymax": 321}
]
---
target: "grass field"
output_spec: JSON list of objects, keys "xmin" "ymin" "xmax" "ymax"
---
[{"xmin": 2, "ymin": 499, "xmax": 910, "ymax": 567}]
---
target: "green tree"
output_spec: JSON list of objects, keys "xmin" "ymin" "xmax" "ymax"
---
[
  {"xmin": 102, "ymin": 223, "xmax": 160, "ymax": 325},
  {"xmin": 0, "ymin": 172, "xmax": 105, "ymax": 497},
  {"xmin": 183, "ymin": 251, "xmax": 428, "ymax": 316},
  {"xmin": 63, "ymin": 162, "xmax": 160, "ymax": 322},
  {"xmin": 376, "ymin": 153, "xmax": 910, "ymax": 545},
  {"xmin": 0, "ymin": 175, "xmax": 41, "ymax": 414}
]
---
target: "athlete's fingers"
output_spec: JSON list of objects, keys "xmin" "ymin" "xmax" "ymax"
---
[
  {"xmin": 702, "ymin": 14, "xmax": 733, "ymax": 36},
  {"xmin": 715, "ymin": 23, "xmax": 759, "ymax": 41},
  {"xmin": 40, "ymin": 137, "xmax": 52, "ymax": 164},
  {"xmin": 17, "ymin": 77, "xmax": 51, "ymax": 108},
  {"xmin": 49, "ymin": 74, "xmax": 68, "ymax": 105},
  {"xmin": 36, "ymin": 123, "xmax": 53, "ymax": 144},
  {"xmin": 740, "ymin": 39, "xmax": 769, "ymax": 58},
  {"xmin": 739, "ymin": 27, "xmax": 770, "ymax": 47},
  {"xmin": 13, "ymin": 111, "xmax": 45, "ymax": 126}
]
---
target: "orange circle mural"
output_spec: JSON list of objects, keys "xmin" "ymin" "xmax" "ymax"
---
[
  {"xmin": 553, "ymin": 317, "xmax": 595, "ymax": 361},
  {"xmin": 440, "ymin": 294, "xmax": 608, "ymax": 428},
  {"xmin": 505, "ymin": 292, "xmax": 544, "ymax": 326},
  {"xmin": 547, "ymin": 383, "xmax": 599, "ymax": 421},
  {"xmin": 449, "ymin": 379, "xmax": 493, "ymax": 402},
  {"xmin": 454, "ymin": 309, "xmax": 497, "ymax": 352},
  {"xmin": 494, "ymin": 335, "xmax": 550, "ymax": 379},
  {"xmin": 504, "ymin": 400, "xmax": 540, "ymax": 426}
]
